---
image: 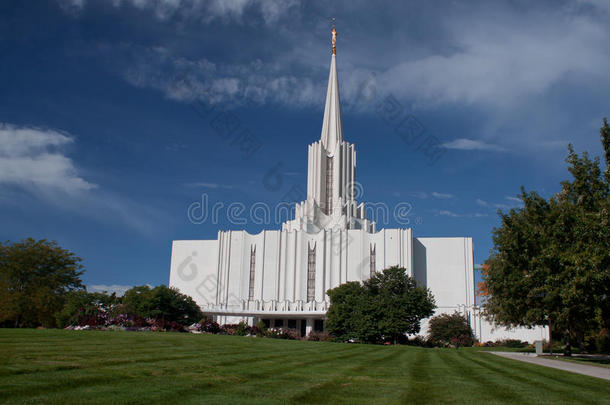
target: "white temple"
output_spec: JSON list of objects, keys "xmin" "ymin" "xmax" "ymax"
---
[{"xmin": 170, "ymin": 28, "xmax": 546, "ymax": 342}]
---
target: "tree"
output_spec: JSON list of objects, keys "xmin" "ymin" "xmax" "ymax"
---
[
  {"xmin": 326, "ymin": 266, "xmax": 436, "ymax": 344},
  {"xmin": 122, "ymin": 285, "xmax": 203, "ymax": 326},
  {"xmin": 122, "ymin": 285, "xmax": 154, "ymax": 318},
  {"xmin": 483, "ymin": 119, "xmax": 610, "ymax": 353},
  {"xmin": 0, "ymin": 238, "xmax": 85, "ymax": 328},
  {"xmin": 427, "ymin": 312, "xmax": 474, "ymax": 347},
  {"xmin": 325, "ymin": 281, "xmax": 377, "ymax": 343},
  {"xmin": 56, "ymin": 290, "xmax": 119, "ymax": 328},
  {"xmin": 148, "ymin": 285, "xmax": 203, "ymax": 326}
]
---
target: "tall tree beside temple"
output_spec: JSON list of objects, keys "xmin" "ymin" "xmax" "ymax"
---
[
  {"xmin": 483, "ymin": 119, "xmax": 610, "ymax": 352},
  {"xmin": 0, "ymin": 238, "xmax": 85, "ymax": 328}
]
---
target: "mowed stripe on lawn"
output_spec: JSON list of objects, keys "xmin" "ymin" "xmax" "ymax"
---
[{"xmin": 1, "ymin": 330, "xmax": 610, "ymax": 405}]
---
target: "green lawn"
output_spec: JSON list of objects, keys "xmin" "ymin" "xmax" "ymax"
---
[
  {"xmin": 1, "ymin": 330, "xmax": 609, "ymax": 404},
  {"xmin": 550, "ymin": 355, "xmax": 610, "ymax": 369}
]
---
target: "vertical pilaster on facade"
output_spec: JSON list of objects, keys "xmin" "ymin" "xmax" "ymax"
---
[
  {"xmin": 305, "ymin": 318, "xmax": 314, "ymax": 337},
  {"xmin": 370, "ymin": 243, "xmax": 376, "ymax": 278}
]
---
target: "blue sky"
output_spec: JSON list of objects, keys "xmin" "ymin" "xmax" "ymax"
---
[{"xmin": 1, "ymin": 0, "xmax": 609, "ymax": 294}]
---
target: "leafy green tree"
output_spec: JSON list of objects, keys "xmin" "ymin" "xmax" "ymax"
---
[
  {"xmin": 0, "ymin": 238, "xmax": 84, "ymax": 328},
  {"xmin": 122, "ymin": 285, "xmax": 203, "ymax": 326},
  {"xmin": 325, "ymin": 281, "xmax": 377, "ymax": 343},
  {"xmin": 122, "ymin": 285, "xmax": 154, "ymax": 318},
  {"xmin": 483, "ymin": 119, "xmax": 610, "ymax": 352},
  {"xmin": 326, "ymin": 266, "xmax": 435, "ymax": 344},
  {"xmin": 56, "ymin": 290, "xmax": 119, "ymax": 328},
  {"xmin": 148, "ymin": 285, "xmax": 203, "ymax": 326},
  {"xmin": 427, "ymin": 312, "xmax": 474, "ymax": 347}
]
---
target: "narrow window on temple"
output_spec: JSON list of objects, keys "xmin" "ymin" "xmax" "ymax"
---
[
  {"xmin": 307, "ymin": 242, "xmax": 316, "ymax": 302},
  {"xmin": 325, "ymin": 155, "xmax": 333, "ymax": 214},
  {"xmin": 248, "ymin": 245, "xmax": 256, "ymax": 300},
  {"xmin": 370, "ymin": 243, "xmax": 376, "ymax": 278}
]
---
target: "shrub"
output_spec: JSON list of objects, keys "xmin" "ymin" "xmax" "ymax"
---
[
  {"xmin": 235, "ymin": 321, "xmax": 251, "ymax": 336},
  {"xmin": 219, "ymin": 324, "xmax": 239, "ymax": 335},
  {"xmin": 406, "ymin": 335, "xmax": 432, "ymax": 347},
  {"xmin": 266, "ymin": 328, "xmax": 300, "ymax": 340},
  {"xmin": 427, "ymin": 312, "xmax": 474, "ymax": 347},
  {"xmin": 252, "ymin": 320, "xmax": 268, "ymax": 337},
  {"xmin": 496, "ymin": 338, "xmax": 528, "ymax": 348},
  {"xmin": 306, "ymin": 331, "xmax": 332, "ymax": 342},
  {"xmin": 199, "ymin": 318, "xmax": 220, "ymax": 334}
]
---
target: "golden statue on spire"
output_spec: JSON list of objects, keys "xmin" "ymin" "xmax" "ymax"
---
[{"xmin": 331, "ymin": 19, "xmax": 337, "ymax": 55}]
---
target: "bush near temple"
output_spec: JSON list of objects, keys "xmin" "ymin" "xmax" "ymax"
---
[
  {"xmin": 306, "ymin": 331, "xmax": 333, "ymax": 342},
  {"xmin": 427, "ymin": 312, "xmax": 474, "ymax": 347}
]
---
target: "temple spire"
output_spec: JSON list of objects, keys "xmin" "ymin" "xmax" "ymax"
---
[{"xmin": 320, "ymin": 24, "xmax": 343, "ymax": 150}]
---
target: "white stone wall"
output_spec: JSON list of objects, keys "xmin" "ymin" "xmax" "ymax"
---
[
  {"xmin": 169, "ymin": 240, "xmax": 218, "ymax": 307},
  {"xmin": 170, "ymin": 228, "xmax": 413, "ymax": 309},
  {"xmin": 413, "ymin": 237, "xmax": 474, "ymax": 309}
]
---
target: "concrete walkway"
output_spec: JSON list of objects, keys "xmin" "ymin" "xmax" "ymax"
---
[{"xmin": 488, "ymin": 351, "xmax": 610, "ymax": 381}]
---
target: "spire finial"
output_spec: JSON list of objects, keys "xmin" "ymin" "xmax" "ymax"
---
[{"xmin": 331, "ymin": 18, "xmax": 337, "ymax": 55}]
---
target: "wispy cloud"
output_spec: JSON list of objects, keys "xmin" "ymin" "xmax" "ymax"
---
[
  {"xmin": 185, "ymin": 182, "xmax": 234, "ymax": 189},
  {"xmin": 120, "ymin": 46, "xmax": 324, "ymax": 108},
  {"xmin": 0, "ymin": 123, "xmax": 96, "ymax": 193},
  {"xmin": 505, "ymin": 196, "xmax": 523, "ymax": 204},
  {"xmin": 88, "ymin": 284, "xmax": 134, "ymax": 296},
  {"xmin": 430, "ymin": 191, "xmax": 455, "ymax": 199},
  {"xmin": 442, "ymin": 138, "xmax": 506, "ymax": 152},
  {"xmin": 410, "ymin": 191, "xmax": 456, "ymax": 199},
  {"xmin": 475, "ymin": 198, "xmax": 488, "ymax": 207},
  {"xmin": 56, "ymin": 0, "xmax": 610, "ymax": 156},
  {"xmin": 435, "ymin": 209, "xmax": 488, "ymax": 218},
  {"xmin": 57, "ymin": 0, "xmax": 299, "ymax": 24},
  {"xmin": 438, "ymin": 210, "xmax": 461, "ymax": 217},
  {"xmin": 0, "ymin": 123, "xmax": 164, "ymax": 235}
]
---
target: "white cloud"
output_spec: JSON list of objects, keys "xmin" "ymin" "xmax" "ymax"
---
[
  {"xmin": 435, "ymin": 209, "xmax": 488, "ymax": 218},
  {"xmin": 409, "ymin": 191, "xmax": 429, "ymax": 199},
  {"xmin": 377, "ymin": 11, "xmax": 609, "ymax": 109},
  {"xmin": 186, "ymin": 182, "xmax": 234, "ymax": 189},
  {"xmin": 56, "ymin": 0, "xmax": 86, "ymax": 15},
  {"xmin": 442, "ymin": 138, "xmax": 506, "ymax": 152},
  {"xmin": 0, "ymin": 123, "xmax": 163, "ymax": 235},
  {"xmin": 0, "ymin": 124, "xmax": 96, "ymax": 193},
  {"xmin": 88, "ymin": 284, "xmax": 134, "ymax": 296},
  {"xmin": 121, "ymin": 47, "xmax": 324, "ymax": 108},
  {"xmin": 259, "ymin": 0, "xmax": 299, "ymax": 24},
  {"xmin": 410, "ymin": 191, "xmax": 455, "ymax": 199},
  {"xmin": 438, "ymin": 209, "xmax": 460, "ymax": 217},
  {"xmin": 475, "ymin": 198, "xmax": 488, "ymax": 207},
  {"xmin": 505, "ymin": 196, "xmax": 523, "ymax": 204},
  {"xmin": 206, "ymin": 0, "xmax": 252, "ymax": 21},
  {"xmin": 430, "ymin": 191, "xmax": 455, "ymax": 199},
  {"xmin": 57, "ymin": 0, "xmax": 298, "ymax": 24}
]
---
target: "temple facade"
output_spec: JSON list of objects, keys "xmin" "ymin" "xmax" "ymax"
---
[{"xmin": 169, "ymin": 28, "xmax": 547, "ymax": 342}]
